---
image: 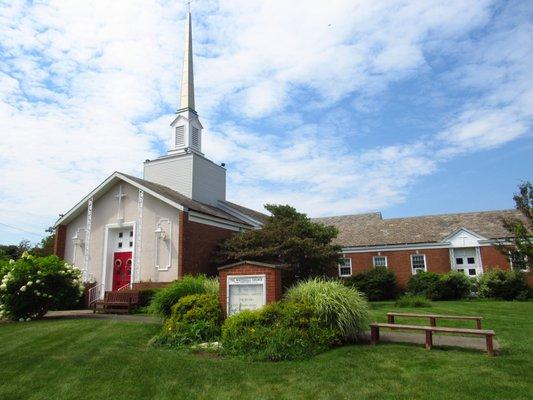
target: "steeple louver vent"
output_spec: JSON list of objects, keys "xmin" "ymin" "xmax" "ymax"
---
[
  {"xmin": 192, "ymin": 127, "xmax": 199, "ymax": 147},
  {"xmin": 175, "ymin": 126, "xmax": 185, "ymax": 147}
]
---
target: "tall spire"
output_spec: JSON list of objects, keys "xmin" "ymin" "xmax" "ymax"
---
[{"xmin": 179, "ymin": 12, "xmax": 195, "ymax": 111}]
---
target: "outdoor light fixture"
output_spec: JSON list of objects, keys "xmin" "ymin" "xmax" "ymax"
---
[
  {"xmin": 72, "ymin": 228, "xmax": 86, "ymax": 247},
  {"xmin": 155, "ymin": 224, "xmax": 167, "ymax": 240}
]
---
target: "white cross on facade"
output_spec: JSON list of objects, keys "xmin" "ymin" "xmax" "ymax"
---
[
  {"xmin": 458, "ymin": 232, "xmax": 469, "ymax": 246},
  {"xmin": 115, "ymin": 185, "xmax": 126, "ymax": 222}
]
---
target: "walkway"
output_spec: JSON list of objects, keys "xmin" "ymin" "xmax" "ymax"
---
[{"xmin": 44, "ymin": 309, "xmax": 162, "ymax": 324}]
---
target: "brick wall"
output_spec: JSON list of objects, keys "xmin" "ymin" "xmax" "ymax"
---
[
  {"xmin": 342, "ymin": 245, "xmax": 514, "ymax": 288},
  {"xmin": 179, "ymin": 211, "xmax": 236, "ymax": 278},
  {"xmin": 218, "ymin": 262, "xmax": 282, "ymax": 315},
  {"xmin": 343, "ymin": 248, "xmax": 452, "ymax": 287},
  {"xmin": 479, "ymin": 246, "xmax": 511, "ymax": 270},
  {"xmin": 54, "ymin": 224, "xmax": 67, "ymax": 259}
]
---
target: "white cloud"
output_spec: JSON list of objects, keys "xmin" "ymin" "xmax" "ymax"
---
[{"xmin": 0, "ymin": 0, "xmax": 531, "ymax": 243}]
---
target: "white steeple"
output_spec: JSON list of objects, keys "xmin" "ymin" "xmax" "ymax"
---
[
  {"xmin": 144, "ymin": 10, "xmax": 226, "ymax": 206},
  {"xmin": 169, "ymin": 12, "xmax": 203, "ymax": 156}
]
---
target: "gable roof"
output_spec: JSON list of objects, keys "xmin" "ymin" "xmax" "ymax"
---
[
  {"xmin": 314, "ymin": 209, "xmax": 523, "ymax": 247},
  {"xmin": 55, "ymin": 172, "xmax": 255, "ymax": 228}
]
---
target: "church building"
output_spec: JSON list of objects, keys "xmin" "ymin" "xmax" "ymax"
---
[
  {"xmin": 53, "ymin": 13, "xmax": 267, "ymax": 297},
  {"xmin": 54, "ymin": 13, "xmax": 527, "ymax": 298}
]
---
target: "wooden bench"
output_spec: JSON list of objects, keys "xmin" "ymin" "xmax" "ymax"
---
[
  {"xmin": 370, "ymin": 323, "xmax": 496, "ymax": 356},
  {"xmin": 387, "ymin": 312, "xmax": 483, "ymax": 329},
  {"xmin": 93, "ymin": 291, "xmax": 139, "ymax": 314}
]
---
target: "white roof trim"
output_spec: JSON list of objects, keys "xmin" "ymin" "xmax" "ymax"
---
[
  {"xmin": 441, "ymin": 227, "xmax": 487, "ymax": 242},
  {"xmin": 55, "ymin": 172, "xmax": 188, "ymax": 227},
  {"xmin": 217, "ymin": 201, "xmax": 264, "ymax": 228},
  {"xmin": 188, "ymin": 210, "xmax": 251, "ymax": 231}
]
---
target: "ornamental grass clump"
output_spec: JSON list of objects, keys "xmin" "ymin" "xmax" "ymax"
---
[
  {"xmin": 148, "ymin": 275, "xmax": 219, "ymax": 318},
  {"xmin": 285, "ymin": 278, "xmax": 369, "ymax": 341},
  {"xmin": 0, "ymin": 253, "xmax": 84, "ymax": 321}
]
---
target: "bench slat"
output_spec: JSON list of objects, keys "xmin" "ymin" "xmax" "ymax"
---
[
  {"xmin": 371, "ymin": 323, "xmax": 494, "ymax": 335},
  {"xmin": 387, "ymin": 312, "xmax": 482, "ymax": 320}
]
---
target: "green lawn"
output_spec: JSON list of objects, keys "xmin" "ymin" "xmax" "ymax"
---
[{"xmin": 0, "ymin": 300, "xmax": 531, "ymax": 400}]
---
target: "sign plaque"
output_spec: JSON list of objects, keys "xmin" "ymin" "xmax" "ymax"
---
[{"xmin": 227, "ymin": 275, "xmax": 266, "ymax": 316}]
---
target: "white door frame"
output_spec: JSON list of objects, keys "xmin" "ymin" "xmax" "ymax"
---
[{"xmin": 101, "ymin": 221, "xmax": 136, "ymax": 296}]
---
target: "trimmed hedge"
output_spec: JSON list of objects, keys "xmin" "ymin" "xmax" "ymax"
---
[{"xmin": 344, "ymin": 267, "xmax": 399, "ymax": 300}]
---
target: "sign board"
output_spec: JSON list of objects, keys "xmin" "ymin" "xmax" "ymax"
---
[{"xmin": 227, "ymin": 275, "xmax": 266, "ymax": 316}]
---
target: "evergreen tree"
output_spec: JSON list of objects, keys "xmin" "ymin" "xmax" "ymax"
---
[{"xmin": 215, "ymin": 204, "xmax": 341, "ymax": 280}]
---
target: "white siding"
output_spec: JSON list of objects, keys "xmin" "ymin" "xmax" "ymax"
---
[
  {"xmin": 192, "ymin": 153, "xmax": 226, "ymax": 205},
  {"xmin": 143, "ymin": 154, "xmax": 194, "ymax": 198}
]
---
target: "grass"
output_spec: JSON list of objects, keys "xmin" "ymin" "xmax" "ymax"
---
[{"xmin": 0, "ymin": 300, "xmax": 532, "ymax": 400}]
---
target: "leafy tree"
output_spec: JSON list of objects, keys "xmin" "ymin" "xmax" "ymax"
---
[
  {"xmin": 215, "ymin": 204, "xmax": 341, "ymax": 280},
  {"xmin": 499, "ymin": 182, "xmax": 532, "ymax": 270},
  {"xmin": 0, "ymin": 240, "xmax": 31, "ymax": 261},
  {"xmin": 31, "ymin": 228, "xmax": 56, "ymax": 258}
]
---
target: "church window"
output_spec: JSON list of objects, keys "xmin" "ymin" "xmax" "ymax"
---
[
  {"xmin": 411, "ymin": 254, "xmax": 426, "ymax": 274},
  {"xmin": 338, "ymin": 258, "xmax": 352, "ymax": 277},
  {"xmin": 130, "ymin": 231, "xmax": 133, "ymax": 237},
  {"xmin": 118, "ymin": 242, "xmax": 123, "ymax": 248},
  {"xmin": 175, "ymin": 126, "xmax": 185, "ymax": 147},
  {"xmin": 118, "ymin": 232, "xmax": 123, "ymax": 238},
  {"xmin": 192, "ymin": 127, "xmax": 199, "ymax": 147},
  {"xmin": 467, "ymin": 257, "xmax": 475, "ymax": 264},
  {"xmin": 129, "ymin": 241, "xmax": 133, "ymax": 247},
  {"xmin": 456, "ymin": 257, "xmax": 464, "ymax": 265},
  {"xmin": 373, "ymin": 256, "xmax": 387, "ymax": 268}
]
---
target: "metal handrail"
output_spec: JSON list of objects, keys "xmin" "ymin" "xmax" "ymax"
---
[
  {"xmin": 87, "ymin": 283, "xmax": 104, "ymax": 306},
  {"xmin": 116, "ymin": 283, "xmax": 131, "ymax": 292}
]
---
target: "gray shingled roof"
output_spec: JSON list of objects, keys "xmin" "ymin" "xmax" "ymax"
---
[
  {"xmin": 121, "ymin": 174, "xmax": 251, "ymax": 226},
  {"xmin": 314, "ymin": 209, "xmax": 523, "ymax": 247},
  {"xmin": 219, "ymin": 200, "xmax": 269, "ymax": 224}
]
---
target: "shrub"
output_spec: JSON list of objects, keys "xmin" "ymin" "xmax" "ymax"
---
[
  {"xmin": 395, "ymin": 294, "xmax": 432, "ymax": 308},
  {"xmin": 0, "ymin": 253, "xmax": 83, "ymax": 321},
  {"xmin": 221, "ymin": 301, "xmax": 341, "ymax": 361},
  {"xmin": 284, "ymin": 278, "xmax": 369, "ymax": 340},
  {"xmin": 154, "ymin": 293, "xmax": 223, "ymax": 347},
  {"xmin": 137, "ymin": 288, "xmax": 160, "ymax": 308},
  {"xmin": 407, "ymin": 272, "xmax": 443, "ymax": 300},
  {"xmin": 407, "ymin": 271, "xmax": 473, "ymax": 300},
  {"xmin": 148, "ymin": 275, "xmax": 216, "ymax": 318},
  {"xmin": 439, "ymin": 271, "xmax": 472, "ymax": 300},
  {"xmin": 344, "ymin": 267, "xmax": 399, "ymax": 300},
  {"xmin": 478, "ymin": 269, "xmax": 530, "ymax": 300}
]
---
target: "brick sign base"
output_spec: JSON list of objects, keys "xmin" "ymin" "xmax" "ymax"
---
[{"xmin": 218, "ymin": 261, "xmax": 283, "ymax": 316}]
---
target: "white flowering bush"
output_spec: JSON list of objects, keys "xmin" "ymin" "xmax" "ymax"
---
[{"xmin": 0, "ymin": 253, "xmax": 84, "ymax": 321}]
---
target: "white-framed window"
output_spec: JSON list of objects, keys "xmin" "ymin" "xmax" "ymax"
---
[
  {"xmin": 509, "ymin": 251, "xmax": 529, "ymax": 271},
  {"xmin": 373, "ymin": 256, "xmax": 387, "ymax": 268},
  {"xmin": 411, "ymin": 254, "xmax": 427, "ymax": 274},
  {"xmin": 338, "ymin": 258, "xmax": 352, "ymax": 277}
]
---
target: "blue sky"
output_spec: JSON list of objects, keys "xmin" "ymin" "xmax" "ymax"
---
[{"xmin": 0, "ymin": 0, "xmax": 531, "ymax": 244}]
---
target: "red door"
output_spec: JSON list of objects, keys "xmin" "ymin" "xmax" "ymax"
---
[{"xmin": 112, "ymin": 252, "xmax": 132, "ymax": 291}]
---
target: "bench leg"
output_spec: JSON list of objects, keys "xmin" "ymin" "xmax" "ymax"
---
[
  {"xmin": 486, "ymin": 335, "xmax": 494, "ymax": 357},
  {"xmin": 476, "ymin": 319, "xmax": 482, "ymax": 330},
  {"xmin": 425, "ymin": 330, "xmax": 433, "ymax": 350},
  {"xmin": 429, "ymin": 317, "xmax": 436, "ymax": 327},
  {"xmin": 370, "ymin": 326, "xmax": 380, "ymax": 345},
  {"xmin": 387, "ymin": 315, "xmax": 395, "ymax": 324}
]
